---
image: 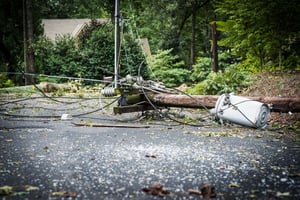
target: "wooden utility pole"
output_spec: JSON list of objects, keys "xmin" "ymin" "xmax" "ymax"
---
[
  {"xmin": 149, "ymin": 94, "xmax": 300, "ymax": 113},
  {"xmin": 113, "ymin": 93, "xmax": 300, "ymax": 114},
  {"xmin": 211, "ymin": 21, "xmax": 218, "ymax": 72},
  {"xmin": 190, "ymin": 10, "xmax": 196, "ymax": 70},
  {"xmin": 23, "ymin": 0, "xmax": 35, "ymax": 85},
  {"xmin": 113, "ymin": 0, "xmax": 120, "ymax": 88}
]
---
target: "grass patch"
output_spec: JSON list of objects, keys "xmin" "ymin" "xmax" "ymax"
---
[{"xmin": 0, "ymin": 86, "xmax": 37, "ymax": 96}]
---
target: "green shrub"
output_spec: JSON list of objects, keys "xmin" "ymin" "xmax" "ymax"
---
[
  {"xmin": 33, "ymin": 22, "xmax": 145, "ymax": 85},
  {"xmin": 190, "ymin": 57, "xmax": 211, "ymax": 82},
  {"xmin": 187, "ymin": 64, "xmax": 251, "ymax": 95},
  {"xmin": 0, "ymin": 74, "xmax": 15, "ymax": 88},
  {"xmin": 34, "ymin": 35, "xmax": 85, "ymax": 81},
  {"xmin": 148, "ymin": 49, "xmax": 190, "ymax": 87},
  {"xmin": 190, "ymin": 52, "xmax": 238, "ymax": 82}
]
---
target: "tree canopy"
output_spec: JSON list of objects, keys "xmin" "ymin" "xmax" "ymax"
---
[
  {"xmin": 0, "ymin": 0, "xmax": 299, "ymax": 87},
  {"xmin": 216, "ymin": 0, "xmax": 300, "ymax": 71}
]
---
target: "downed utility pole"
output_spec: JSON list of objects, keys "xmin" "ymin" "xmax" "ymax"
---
[
  {"xmin": 150, "ymin": 94, "xmax": 300, "ymax": 113},
  {"xmin": 101, "ymin": 75, "xmax": 299, "ymax": 128},
  {"xmin": 102, "ymin": 75, "xmax": 300, "ymax": 113}
]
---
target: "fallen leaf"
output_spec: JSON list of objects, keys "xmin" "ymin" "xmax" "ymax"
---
[
  {"xmin": 52, "ymin": 191, "xmax": 66, "ymax": 196},
  {"xmin": 288, "ymin": 172, "xmax": 300, "ymax": 177},
  {"xmin": 64, "ymin": 192, "xmax": 77, "ymax": 198},
  {"xmin": 25, "ymin": 185, "xmax": 39, "ymax": 191},
  {"xmin": 5, "ymin": 139, "xmax": 13, "ymax": 142},
  {"xmin": 201, "ymin": 183, "xmax": 217, "ymax": 199},
  {"xmin": 14, "ymin": 192, "xmax": 30, "ymax": 197},
  {"xmin": 0, "ymin": 185, "xmax": 13, "ymax": 195},
  {"xmin": 142, "ymin": 183, "xmax": 175, "ymax": 197},
  {"xmin": 51, "ymin": 191, "xmax": 77, "ymax": 198},
  {"xmin": 188, "ymin": 189, "xmax": 202, "ymax": 195},
  {"xmin": 228, "ymin": 182, "xmax": 240, "ymax": 188},
  {"xmin": 145, "ymin": 154, "xmax": 158, "ymax": 158},
  {"xmin": 276, "ymin": 191, "xmax": 290, "ymax": 197}
]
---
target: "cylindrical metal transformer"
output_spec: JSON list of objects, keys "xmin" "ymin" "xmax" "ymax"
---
[{"xmin": 213, "ymin": 94, "xmax": 270, "ymax": 128}]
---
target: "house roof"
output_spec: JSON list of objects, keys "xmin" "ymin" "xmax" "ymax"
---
[{"xmin": 42, "ymin": 19, "xmax": 109, "ymax": 40}]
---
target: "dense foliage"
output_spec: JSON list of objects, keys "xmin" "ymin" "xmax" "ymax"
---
[
  {"xmin": 215, "ymin": 0, "xmax": 300, "ymax": 71},
  {"xmin": 0, "ymin": 0, "xmax": 299, "ymax": 93},
  {"xmin": 148, "ymin": 49, "xmax": 190, "ymax": 87},
  {"xmin": 33, "ymin": 22, "xmax": 144, "ymax": 83},
  {"xmin": 187, "ymin": 64, "xmax": 251, "ymax": 95}
]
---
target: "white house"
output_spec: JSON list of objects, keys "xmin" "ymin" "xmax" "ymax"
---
[{"xmin": 41, "ymin": 18, "xmax": 109, "ymax": 40}]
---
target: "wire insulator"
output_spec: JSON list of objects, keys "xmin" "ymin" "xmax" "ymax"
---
[{"xmin": 101, "ymin": 87, "xmax": 117, "ymax": 97}]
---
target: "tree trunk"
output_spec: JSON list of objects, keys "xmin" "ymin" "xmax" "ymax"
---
[
  {"xmin": 278, "ymin": 48, "xmax": 282, "ymax": 70},
  {"xmin": 189, "ymin": 9, "xmax": 196, "ymax": 70},
  {"xmin": 211, "ymin": 21, "xmax": 218, "ymax": 72},
  {"xmin": 150, "ymin": 94, "xmax": 300, "ymax": 113},
  {"xmin": 24, "ymin": 0, "xmax": 35, "ymax": 85},
  {"xmin": 0, "ymin": 40, "xmax": 16, "ymax": 82},
  {"xmin": 259, "ymin": 51, "xmax": 263, "ymax": 72}
]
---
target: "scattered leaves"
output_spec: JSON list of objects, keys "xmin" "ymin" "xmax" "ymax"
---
[
  {"xmin": 0, "ymin": 185, "xmax": 40, "ymax": 196},
  {"xmin": 190, "ymin": 130, "xmax": 244, "ymax": 137}
]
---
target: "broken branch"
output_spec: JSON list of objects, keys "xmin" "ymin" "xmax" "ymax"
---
[{"xmin": 72, "ymin": 122, "xmax": 150, "ymax": 128}]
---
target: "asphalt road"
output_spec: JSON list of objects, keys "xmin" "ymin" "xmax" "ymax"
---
[{"xmin": 0, "ymin": 96, "xmax": 300, "ymax": 199}]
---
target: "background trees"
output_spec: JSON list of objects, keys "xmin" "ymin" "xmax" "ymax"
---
[
  {"xmin": 0, "ymin": 0, "xmax": 42, "ymax": 84},
  {"xmin": 215, "ymin": 0, "xmax": 300, "ymax": 71},
  {"xmin": 0, "ymin": 0, "xmax": 299, "ymax": 91}
]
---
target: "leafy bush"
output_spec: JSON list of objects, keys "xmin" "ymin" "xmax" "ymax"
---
[
  {"xmin": 34, "ymin": 35, "xmax": 85, "ymax": 81},
  {"xmin": 33, "ymin": 36, "xmax": 54, "ymax": 74},
  {"xmin": 80, "ymin": 26, "xmax": 114, "ymax": 80},
  {"xmin": 148, "ymin": 49, "xmax": 190, "ymax": 87},
  {"xmin": 80, "ymin": 23, "xmax": 145, "ymax": 79},
  {"xmin": 0, "ymin": 74, "xmax": 15, "ymax": 88},
  {"xmin": 34, "ymin": 22, "xmax": 145, "ymax": 85},
  {"xmin": 190, "ymin": 52, "xmax": 238, "ymax": 82},
  {"xmin": 190, "ymin": 57, "xmax": 211, "ymax": 82},
  {"xmin": 187, "ymin": 64, "xmax": 251, "ymax": 95}
]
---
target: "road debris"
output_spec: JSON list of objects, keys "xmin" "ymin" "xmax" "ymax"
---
[
  {"xmin": 72, "ymin": 122, "xmax": 150, "ymax": 128},
  {"xmin": 142, "ymin": 183, "xmax": 175, "ymax": 197},
  {"xmin": 201, "ymin": 183, "xmax": 217, "ymax": 199}
]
